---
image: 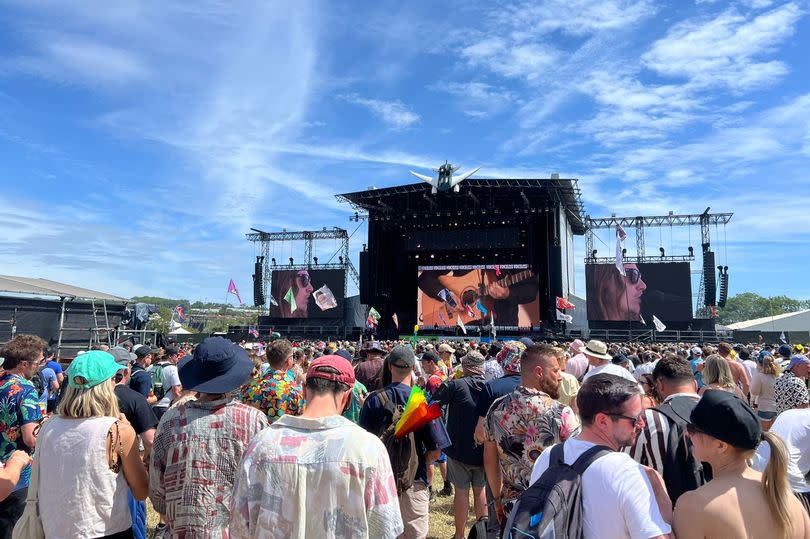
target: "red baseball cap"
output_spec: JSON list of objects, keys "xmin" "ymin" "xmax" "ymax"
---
[{"xmin": 306, "ymin": 355, "xmax": 355, "ymax": 386}]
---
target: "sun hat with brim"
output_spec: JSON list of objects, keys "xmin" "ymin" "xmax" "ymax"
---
[
  {"xmin": 67, "ymin": 351, "xmax": 122, "ymax": 389},
  {"xmin": 583, "ymin": 340, "xmax": 613, "ymax": 361},
  {"xmin": 179, "ymin": 336, "xmax": 253, "ymax": 394}
]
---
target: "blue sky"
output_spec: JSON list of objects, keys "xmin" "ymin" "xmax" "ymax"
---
[{"xmin": 0, "ymin": 0, "xmax": 808, "ymax": 304}]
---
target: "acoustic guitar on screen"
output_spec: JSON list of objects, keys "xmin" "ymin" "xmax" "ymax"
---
[{"xmin": 420, "ymin": 269, "xmax": 535, "ymax": 326}]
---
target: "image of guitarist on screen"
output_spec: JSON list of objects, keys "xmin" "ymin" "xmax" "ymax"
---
[{"xmin": 418, "ymin": 268, "xmax": 539, "ymax": 327}]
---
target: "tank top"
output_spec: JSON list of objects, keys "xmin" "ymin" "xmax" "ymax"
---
[{"xmin": 37, "ymin": 416, "xmax": 132, "ymax": 538}]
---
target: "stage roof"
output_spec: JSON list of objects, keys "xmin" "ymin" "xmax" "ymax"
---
[
  {"xmin": 337, "ymin": 178, "xmax": 587, "ymax": 234},
  {"xmin": 0, "ymin": 275, "xmax": 127, "ymax": 302},
  {"xmin": 726, "ymin": 309, "xmax": 810, "ymax": 332}
]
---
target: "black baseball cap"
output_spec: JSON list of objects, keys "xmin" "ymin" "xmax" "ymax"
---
[
  {"xmin": 420, "ymin": 350, "xmax": 440, "ymax": 364},
  {"xmin": 387, "ymin": 345, "xmax": 415, "ymax": 369},
  {"xmin": 689, "ymin": 389, "xmax": 761, "ymax": 450}
]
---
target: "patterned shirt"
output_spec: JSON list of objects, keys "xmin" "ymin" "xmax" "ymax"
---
[
  {"xmin": 483, "ymin": 386, "xmax": 580, "ymax": 502},
  {"xmin": 343, "ymin": 380, "xmax": 368, "ymax": 424},
  {"xmin": 240, "ymin": 369, "xmax": 303, "ymax": 423},
  {"xmin": 774, "ymin": 371, "xmax": 809, "ymax": 414},
  {"xmin": 149, "ymin": 396, "xmax": 269, "ymax": 537},
  {"xmin": 230, "ymin": 414, "xmax": 403, "ymax": 539},
  {"xmin": 0, "ymin": 373, "xmax": 42, "ymax": 490},
  {"xmin": 483, "ymin": 359, "xmax": 504, "ymax": 381}
]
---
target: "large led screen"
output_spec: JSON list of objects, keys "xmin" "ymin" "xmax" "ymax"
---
[
  {"xmin": 585, "ymin": 262, "xmax": 693, "ymax": 322},
  {"xmin": 269, "ymin": 269, "xmax": 345, "ymax": 318},
  {"xmin": 417, "ymin": 265, "xmax": 541, "ymax": 327}
]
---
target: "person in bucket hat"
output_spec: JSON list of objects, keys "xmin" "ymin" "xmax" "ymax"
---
[{"xmin": 150, "ymin": 337, "xmax": 269, "ymax": 537}]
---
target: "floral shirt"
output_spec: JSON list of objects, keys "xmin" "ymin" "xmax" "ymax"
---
[
  {"xmin": 0, "ymin": 373, "xmax": 42, "ymax": 490},
  {"xmin": 149, "ymin": 397, "xmax": 269, "ymax": 537},
  {"xmin": 483, "ymin": 386, "xmax": 580, "ymax": 502},
  {"xmin": 343, "ymin": 380, "xmax": 368, "ymax": 424},
  {"xmin": 230, "ymin": 414, "xmax": 403, "ymax": 539},
  {"xmin": 240, "ymin": 369, "xmax": 304, "ymax": 424},
  {"xmin": 484, "ymin": 359, "xmax": 504, "ymax": 381}
]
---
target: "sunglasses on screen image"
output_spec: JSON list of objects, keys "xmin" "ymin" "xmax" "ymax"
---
[
  {"xmin": 624, "ymin": 268, "xmax": 642, "ymax": 284},
  {"xmin": 296, "ymin": 272, "xmax": 310, "ymax": 287}
]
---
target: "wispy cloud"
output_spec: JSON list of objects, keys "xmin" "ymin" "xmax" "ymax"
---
[
  {"xmin": 341, "ymin": 94, "xmax": 420, "ymax": 129},
  {"xmin": 642, "ymin": 3, "xmax": 804, "ymax": 90}
]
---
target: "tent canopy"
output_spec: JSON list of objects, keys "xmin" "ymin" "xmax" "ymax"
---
[
  {"xmin": 0, "ymin": 275, "xmax": 126, "ymax": 302},
  {"xmin": 726, "ymin": 309, "xmax": 810, "ymax": 332}
]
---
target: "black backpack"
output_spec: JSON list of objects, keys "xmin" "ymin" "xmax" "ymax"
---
[
  {"xmin": 652, "ymin": 396, "xmax": 711, "ymax": 505},
  {"xmin": 374, "ymin": 389, "xmax": 419, "ymax": 495},
  {"xmin": 30, "ymin": 366, "xmax": 48, "ymax": 396},
  {"xmin": 503, "ymin": 443, "xmax": 611, "ymax": 539}
]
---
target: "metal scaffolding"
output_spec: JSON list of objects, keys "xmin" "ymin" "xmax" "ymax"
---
[{"xmin": 246, "ymin": 227, "xmax": 360, "ymax": 313}]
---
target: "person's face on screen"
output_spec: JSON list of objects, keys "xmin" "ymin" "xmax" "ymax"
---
[
  {"xmin": 622, "ymin": 263, "xmax": 646, "ymax": 318},
  {"xmin": 295, "ymin": 271, "xmax": 314, "ymax": 312}
]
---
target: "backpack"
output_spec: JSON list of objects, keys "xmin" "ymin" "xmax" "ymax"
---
[
  {"xmin": 147, "ymin": 362, "xmax": 169, "ymax": 401},
  {"xmin": 503, "ymin": 443, "xmax": 611, "ymax": 539},
  {"xmin": 30, "ymin": 366, "xmax": 48, "ymax": 397},
  {"xmin": 652, "ymin": 396, "xmax": 711, "ymax": 505},
  {"xmin": 374, "ymin": 389, "xmax": 419, "ymax": 495}
]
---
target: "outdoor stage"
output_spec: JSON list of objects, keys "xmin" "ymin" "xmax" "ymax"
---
[{"xmin": 337, "ymin": 177, "xmax": 585, "ymax": 339}]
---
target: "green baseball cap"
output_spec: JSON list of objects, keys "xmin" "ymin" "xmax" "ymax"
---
[{"xmin": 67, "ymin": 351, "xmax": 121, "ymax": 389}]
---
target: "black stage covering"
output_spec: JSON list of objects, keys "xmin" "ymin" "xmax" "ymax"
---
[{"xmin": 338, "ymin": 178, "xmax": 585, "ymax": 337}]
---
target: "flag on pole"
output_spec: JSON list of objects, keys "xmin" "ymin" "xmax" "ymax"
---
[
  {"xmin": 284, "ymin": 287, "xmax": 296, "ymax": 313},
  {"xmin": 639, "ymin": 314, "xmax": 646, "ymax": 326},
  {"xmin": 780, "ymin": 331, "xmax": 787, "ymax": 344},
  {"xmin": 494, "ymin": 264, "xmax": 501, "ymax": 276},
  {"xmin": 615, "ymin": 224, "xmax": 627, "ymax": 276},
  {"xmin": 556, "ymin": 309, "xmax": 573, "ymax": 323},
  {"xmin": 174, "ymin": 305, "xmax": 187, "ymax": 323},
  {"xmin": 556, "ymin": 296, "xmax": 576, "ymax": 310},
  {"xmin": 465, "ymin": 304, "xmax": 476, "ymax": 319},
  {"xmin": 227, "ymin": 279, "xmax": 243, "ymax": 305},
  {"xmin": 456, "ymin": 315, "xmax": 467, "ymax": 335},
  {"xmin": 392, "ymin": 313, "xmax": 399, "ymax": 329},
  {"xmin": 708, "ymin": 306, "xmax": 718, "ymax": 318},
  {"xmin": 490, "ymin": 311, "xmax": 496, "ymax": 339},
  {"xmin": 248, "ymin": 325, "xmax": 259, "ymax": 338},
  {"xmin": 269, "ymin": 294, "xmax": 279, "ymax": 306},
  {"xmin": 652, "ymin": 315, "xmax": 666, "ymax": 332},
  {"xmin": 369, "ymin": 307, "xmax": 381, "ymax": 324},
  {"xmin": 476, "ymin": 300, "xmax": 489, "ymax": 317}
]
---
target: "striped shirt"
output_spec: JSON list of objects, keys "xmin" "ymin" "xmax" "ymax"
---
[{"xmin": 625, "ymin": 393, "xmax": 699, "ymax": 476}]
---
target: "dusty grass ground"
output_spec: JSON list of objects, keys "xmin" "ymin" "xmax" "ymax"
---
[{"xmin": 145, "ymin": 473, "xmax": 479, "ymax": 538}]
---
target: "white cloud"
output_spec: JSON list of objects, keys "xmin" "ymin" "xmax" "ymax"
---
[
  {"xmin": 460, "ymin": 38, "xmax": 557, "ymax": 82},
  {"xmin": 498, "ymin": 0, "xmax": 655, "ymax": 37},
  {"xmin": 642, "ymin": 3, "xmax": 804, "ymax": 90},
  {"xmin": 341, "ymin": 94, "xmax": 420, "ymax": 128},
  {"xmin": 438, "ymin": 81, "xmax": 514, "ymax": 118},
  {"xmin": 6, "ymin": 35, "xmax": 149, "ymax": 86}
]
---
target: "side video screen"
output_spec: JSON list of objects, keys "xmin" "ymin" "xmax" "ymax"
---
[{"xmin": 269, "ymin": 269, "xmax": 345, "ymax": 318}]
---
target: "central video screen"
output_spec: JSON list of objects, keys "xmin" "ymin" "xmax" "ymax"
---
[
  {"xmin": 585, "ymin": 262, "xmax": 693, "ymax": 322},
  {"xmin": 269, "ymin": 269, "xmax": 345, "ymax": 319},
  {"xmin": 417, "ymin": 265, "xmax": 541, "ymax": 327}
]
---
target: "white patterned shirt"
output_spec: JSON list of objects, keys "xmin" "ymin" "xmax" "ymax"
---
[{"xmin": 230, "ymin": 414, "xmax": 403, "ymax": 539}]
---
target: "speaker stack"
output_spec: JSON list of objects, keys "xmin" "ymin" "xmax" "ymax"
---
[
  {"xmin": 253, "ymin": 257, "xmax": 265, "ymax": 307},
  {"xmin": 703, "ymin": 249, "xmax": 716, "ymax": 307}
]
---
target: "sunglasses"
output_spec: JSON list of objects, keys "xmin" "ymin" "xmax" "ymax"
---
[
  {"xmin": 296, "ymin": 272, "xmax": 310, "ymax": 287},
  {"xmin": 624, "ymin": 268, "xmax": 642, "ymax": 284},
  {"xmin": 606, "ymin": 411, "xmax": 645, "ymax": 427}
]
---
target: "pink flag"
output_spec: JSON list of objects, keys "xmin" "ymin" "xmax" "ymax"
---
[
  {"xmin": 228, "ymin": 279, "xmax": 243, "ymax": 304},
  {"xmin": 494, "ymin": 264, "xmax": 501, "ymax": 276}
]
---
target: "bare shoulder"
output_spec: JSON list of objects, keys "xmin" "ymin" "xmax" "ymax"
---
[{"xmin": 673, "ymin": 489, "xmax": 705, "ymax": 539}]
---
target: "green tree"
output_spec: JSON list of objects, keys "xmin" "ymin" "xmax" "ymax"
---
[
  {"xmin": 145, "ymin": 306, "xmax": 173, "ymax": 334},
  {"xmin": 717, "ymin": 293, "xmax": 810, "ymax": 325}
]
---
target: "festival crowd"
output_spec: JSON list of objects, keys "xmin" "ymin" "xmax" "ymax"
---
[{"xmin": 1, "ymin": 333, "xmax": 810, "ymax": 538}]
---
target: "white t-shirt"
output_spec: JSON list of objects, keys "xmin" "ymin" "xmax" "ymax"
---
[
  {"xmin": 156, "ymin": 364, "xmax": 181, "ymax": 407},
  {"xmin": 752, "ymin": 408, "xmax": 810, "ymax": 493},
  {"xmin": 530, "ymin": 437, "xmax": 671, "ymax": 539},
  {"xmin": 583, "ymin": 363, "xmax": 639, "ymax": 385}
]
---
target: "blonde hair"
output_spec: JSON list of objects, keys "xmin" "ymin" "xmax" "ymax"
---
[
  {"xmin": 742, "ymin": 432, "xmax": 793, "ymax": 538},
  {"xmin": 759, "ymin": 354, "xmax": 782, "ymax": 377},
  {"xmin": 702, "ymin": 354, "xmax": 736, "ymax": 390},
  {"xmin": 57, "ymin": 378, "xmax": 120, "ymax": 419}
]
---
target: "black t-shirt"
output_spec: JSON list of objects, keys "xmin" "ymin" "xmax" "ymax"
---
[
  {"xmin": 115, "ymin": 384, "xmax": 158, "ymax": 435},
  {"xmin": 129, "ymin": 365, "xmax": 152, "ymax": 398},
  {"xmin": 432, "ymin": 376, "xmax": 486, "ymax": 466},
  {"xmin": 474, "ymin": 373, "xmax": 521, "ymax": 418},
  {"xmin": 359, "ymin": 382, "xmax": 443, "ymax": 484}
]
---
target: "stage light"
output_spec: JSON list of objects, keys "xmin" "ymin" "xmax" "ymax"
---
[
  {"xmin": 271, "ymin": 258, "xmax": 276, "ymax": 266},
  {"xmin": 622, "ymin": 248, "xmax": 627, "ymax": 256},
  {"xmin": 339, "ymin": 256, "xmax": 344, "ymax": 264},
  {"xmin": 313, "ymin": 256, "xmax": 319, "ymax": 265},
  {"xmin": 659, "ymin": 247, "xmax": 665, "ymax": 257},
  {"xmin": 430, "ymin": 254, "xmax": 435, "ymax": 259},
  {"xmin": 591, "ymin": 250, "xmax": 597, "ymax": 258},
  {"xmin": 289, "ymin": 257, "xmax": 294, "ymax": 265},
  {"xmin": 415, "ymin": 254, "xmax": 420, "ymax": 259},
  {"xmin": 688, "ymin": 246, "xmax": 694, "ymax": 256}
]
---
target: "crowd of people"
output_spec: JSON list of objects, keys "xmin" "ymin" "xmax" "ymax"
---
[{"xmin": 1, "ymin": 333, "xmax": 810, "ymax": 538}]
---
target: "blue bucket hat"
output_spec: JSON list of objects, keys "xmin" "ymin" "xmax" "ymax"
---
[{"xmin": 178, "ymin": 337, "xmax": 252, "ymax": 394}]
